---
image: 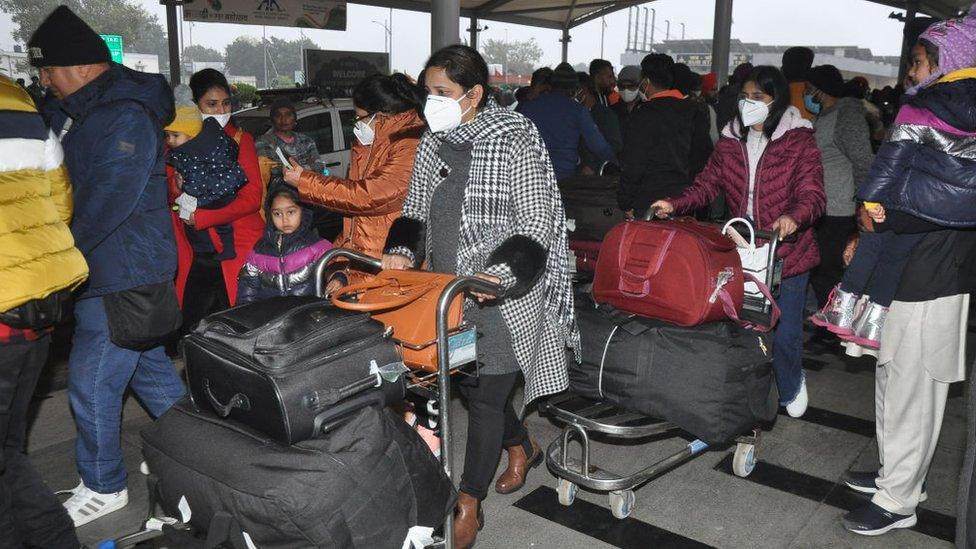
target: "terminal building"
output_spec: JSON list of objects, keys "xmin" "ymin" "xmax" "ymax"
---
[{"xmin": 622, "ymin": 38, "xmax": 900, "ymax": 89}]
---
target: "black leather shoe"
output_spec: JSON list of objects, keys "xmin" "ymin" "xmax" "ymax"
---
[
  {"xmin": 841, "ymin": 502, "xmax": 917, "ymax": 536},
  {"xmin": 844, "ymin": 471, "xmax": 927, "ymax": 501}
]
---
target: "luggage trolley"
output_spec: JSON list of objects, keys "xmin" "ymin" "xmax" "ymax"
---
[
  {"xmin": 543, "ymin": 219, "xmax": 783, "ymax": 519},
  {"xmin": 104, "ymin": 249, "xmax": 499, "ymax": 549},
  {"xmin": 315, "ymin": 248, "xmax": 503, "ymax": 549}
]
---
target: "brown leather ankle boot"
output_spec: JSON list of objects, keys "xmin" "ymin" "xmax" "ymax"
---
[
  {"xmin": 453, "ymin": 492, "xmax": 483, "ymax": 548},
  {"xmin": 494, "ymin": 438, "xmax": 542, "ymax": 495}
]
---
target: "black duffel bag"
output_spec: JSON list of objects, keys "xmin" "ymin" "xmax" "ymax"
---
[
  {"xmin": 184, "ymin": 296, "xmax": 403, "ymax": 445},
  {"xmin": 142, "ymin": 399, "xmax": 455, "ymax": 548},
  {"xmin": 569, "ymin": 297, "xmax": 778, "ymax": 445}
]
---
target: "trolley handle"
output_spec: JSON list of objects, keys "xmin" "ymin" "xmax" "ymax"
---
[{"xmin": 314, "ymin": 248, "xmax": 383, "ymax": 297}]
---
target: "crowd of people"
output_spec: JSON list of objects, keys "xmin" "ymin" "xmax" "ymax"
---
[{"xmin": 3, "ymin": 2, "xmax": 976, "ymax": 547}]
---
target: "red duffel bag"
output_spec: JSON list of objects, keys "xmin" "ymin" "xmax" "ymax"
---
[{"xmin": 592, "ymin": 217, "xmax": 746, "ymax": 327}]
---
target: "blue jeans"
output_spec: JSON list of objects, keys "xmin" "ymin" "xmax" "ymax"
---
[
  {"xmin": 68, "ymin": 296, "xmax": 185, "ymax": 493},
  {"xmin": 773, "ymin": 272, "xmax": 809, "ymax": 404}
]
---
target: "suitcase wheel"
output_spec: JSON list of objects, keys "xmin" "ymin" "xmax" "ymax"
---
[
  {"xmin": 557, "ymin": 478, "xmax": 577, "ymax": 506},
  {"xmin": 609, "ymin": 489, "xmax": 635, "ymax": 519},
  {"xmin": 732, "ymin": 442, "xmax": 757, "ymax": 478}
]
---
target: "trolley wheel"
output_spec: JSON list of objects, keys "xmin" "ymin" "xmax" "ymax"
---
[
  {"xmin": 557, "ymin": 478, "xmax": 578, "ymax": 506},
  {"xmin": 608, "ymin": 489, "xmax": 635, "ymax": 519},
  {"xmin": 732, "ymin": 442, "xmax": 757, "ymax": 478}
]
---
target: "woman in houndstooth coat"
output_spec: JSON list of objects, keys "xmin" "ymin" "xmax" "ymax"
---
[{"xmin": 383, "ymin": 45, "xmax": 579, "ymax": 548}]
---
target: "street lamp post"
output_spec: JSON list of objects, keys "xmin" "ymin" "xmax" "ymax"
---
[{"xmin": 371, "ymin": 18, "xmax": 392, "ymax": 70}]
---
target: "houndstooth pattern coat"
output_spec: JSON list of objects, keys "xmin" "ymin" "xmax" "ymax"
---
[{"xmin": 396, "ymin": 99, "xmax": 580, "ymax": 405}]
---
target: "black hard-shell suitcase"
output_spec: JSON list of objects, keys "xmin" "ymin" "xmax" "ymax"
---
[
  {"xmin": 141, "ymin": 399, "xmax": 455, "ymax": 549},
  {"xmin": 568, "ymin": 296, "xmax": 778, "ymax": 444},
  {"xmin": 558, "ymin": 175, "xmax": 626, "ymax": 241},
  {"xmin": 184, "ymin": 296, "xmax": 402, "ymax": 445}
]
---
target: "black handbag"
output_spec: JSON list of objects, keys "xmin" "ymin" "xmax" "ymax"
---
[
  {"xmin": 0, "ymin": 289, "xmax": 72, "ymax": 330},
  {"xmin": 103, "ymin": 281, "xmax": 182, "ymax": 351}
]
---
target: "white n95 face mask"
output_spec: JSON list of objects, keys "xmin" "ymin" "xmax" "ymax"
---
[
  {"xmin": 619, "ymin": 89, "xmax": 640, "ymax": 103},
  {"xmin": 353, "ymin": 115, "xmax": 376, "ymax": 145},
  {"xmin": 738, "ymin": 98, "xmax": 771, "ymax": 127},
  {"xmin": 202, "ymin": 113, "xmax": 232, "ymax": 128},
  {"xmin": 424, "ymin": 92, "xmax": 472, "ymax": 134}
]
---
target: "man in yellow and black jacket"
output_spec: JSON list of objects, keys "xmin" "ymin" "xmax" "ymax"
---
[{"xmin": 0, "ymin": 73, "xmax": 86, "ymax": 548}]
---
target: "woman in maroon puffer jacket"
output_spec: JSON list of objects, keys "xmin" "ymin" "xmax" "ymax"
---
[{"xmin": 653, "ymin": 65, "xmax": 826, "ymax": 419}]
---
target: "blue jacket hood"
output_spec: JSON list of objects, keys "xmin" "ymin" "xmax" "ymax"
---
[
  {"xmin": 910, "ymin": 77, "xmax": 976, "ymax": 133},
  {"xmin": 60, "ymin": 62, "xmax": 174, "ymax": 127}
]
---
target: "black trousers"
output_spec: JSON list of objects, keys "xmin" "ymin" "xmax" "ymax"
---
[
  {"xmin": 0, "ymin": 336, "xmax": 79, "ymax": 549},
  {"xmin": 457, "ymin": 372, "xmax": 531, "ymax": 501},
  {"xmin": 810, "ymin": 215, "xmax": 857, "ymax": 307},
  {"xmin": 181, "ymin": 255, "xmax": 230, "ymax": 336}
]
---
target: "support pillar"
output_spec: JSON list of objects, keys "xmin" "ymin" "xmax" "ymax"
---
[
  {"xmin": 469, "ymin": 17, "xmax": 479, "ymax": 50},
  {"xmin": 164, "ymin": 1, "xmax": 181, "ymax": 85},
  {"xmin": 710, "ymin": 0, "xmax": 733, "ymax": 87},
  {"xmin": 560, "ymin": 28, "xmax": 571, "ymax": 62},
  {"xmin": 897, "ymin": 0, "xmax": 919, "ymax": 87},
  {"xmin": 432, "ymin": 0, "xmax": 461, "ymax": 53}
]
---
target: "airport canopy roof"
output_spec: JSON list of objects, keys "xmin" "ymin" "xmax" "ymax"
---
[{"xmin": 351, "ymin": 0, "xmax": 971, "ymax": 31}]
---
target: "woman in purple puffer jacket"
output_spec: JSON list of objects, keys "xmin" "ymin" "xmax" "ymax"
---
[{"xmin": 652, "ymin": 65, "xmax": 826, "ymax": 419}]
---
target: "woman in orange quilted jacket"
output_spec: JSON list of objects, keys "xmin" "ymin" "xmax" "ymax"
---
[{"xmin": 282, "ymin": 73, "xmax": 426, "ymax": 293}]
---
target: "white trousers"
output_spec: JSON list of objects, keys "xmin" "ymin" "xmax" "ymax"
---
[{"xmin": 872, "ymin": 294, "xmax": 968, "ymax": 515}]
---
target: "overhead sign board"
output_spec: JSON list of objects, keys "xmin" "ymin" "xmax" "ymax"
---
[
  {"xmin": 100, "ymin": 34, "xmax": 124, "ymax": 64},
  {"xmin": 305, "ymin": 50, "xmax": 389, "ymax": 98},
  {"xmin": 184, "ymin": 0, "xmax": 347, "ymax": 31}
]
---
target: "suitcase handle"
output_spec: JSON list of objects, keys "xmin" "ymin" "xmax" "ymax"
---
[{"xmin": 203, "ymin": 379, "xmax": 251, "ymax": 417}]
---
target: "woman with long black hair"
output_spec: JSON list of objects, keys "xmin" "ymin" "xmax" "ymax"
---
[
  {"xmin": 283, "ymin": 73, "xmax": 425, "ymax": 292},
  {"xmin": 381, "ymin": 45, "xmax": 578, "ymax": 548},
  {"xmin": 653, "ymin": 66, "xmax": 826, "ymax": 419}
]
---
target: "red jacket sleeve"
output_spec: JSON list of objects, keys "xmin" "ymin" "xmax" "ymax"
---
[
  {"xmin": 783, "ymin": 131, "xmax": 826, "ymax": 228},
  {"xmin": 194, "ymin": 128, "xmax": 263, "ymax": 230},
  {"xmin": 671, "ymin": 143, "xmax": 726, "ymax": 213}
]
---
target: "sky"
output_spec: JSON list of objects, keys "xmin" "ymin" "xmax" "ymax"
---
[{"xmin": 0, "ymin": 0, "xmax": 910, "ymax": 76}]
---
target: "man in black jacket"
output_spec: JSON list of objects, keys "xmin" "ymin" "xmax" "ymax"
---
[{"xmin": 617, "ymin": 54, "xmax": 712, "ymax": 219}]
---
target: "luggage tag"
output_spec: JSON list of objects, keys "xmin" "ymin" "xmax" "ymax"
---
[{"xmin": 447, "ymin": 327, "xmax": 478, "ymax": 369}]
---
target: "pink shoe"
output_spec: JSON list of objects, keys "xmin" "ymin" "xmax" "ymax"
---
[{"xmin": 810, "ymin": 285, "xmax": 860, "ymax": 336}]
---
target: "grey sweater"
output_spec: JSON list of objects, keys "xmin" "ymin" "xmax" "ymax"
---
[{"xmin": 813, "ymin": 97, "xmax": 874, "ymax": 217}]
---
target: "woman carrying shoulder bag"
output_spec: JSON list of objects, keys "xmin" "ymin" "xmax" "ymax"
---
[{"xmin": 381, "ymin": 45, "xmax": 579, "ymax": 548}]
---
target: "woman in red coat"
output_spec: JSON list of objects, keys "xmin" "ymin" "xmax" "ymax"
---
[
  {"xmin": 653, "ymin": 65, "xmax": 825, "ymax": 419},
  {"xmin": 170, "ymin": 69, "xmax": 264, "ymax": 333}
]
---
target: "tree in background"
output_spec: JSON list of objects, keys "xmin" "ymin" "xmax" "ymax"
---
[
  {"xmin": 225, "ymin": 36, "xmax": 317, "ymax": 88},
  {"xmin": 480, "ymin": 37, "xmax": 544, "ymax": 76},
  {"xmin": 183, "ymin": 45, "xmax": 224, "ymax": 63},
  {"xmin": 233, "ymin": 83, "xmax": 258, "ymax": 108},
  {"xmin": 0, "ymin": 0, "xmax": 169, "ymax": 71}
]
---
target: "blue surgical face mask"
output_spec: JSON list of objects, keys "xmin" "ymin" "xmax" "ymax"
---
[{"xmin": 804, "ymin": 93, "xmax": 822, "ymax": 115}]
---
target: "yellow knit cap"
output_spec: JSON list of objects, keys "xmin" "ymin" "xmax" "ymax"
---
[{"xmin": 165, "ymin": 105, "xmax": 203, "ymax": 138}]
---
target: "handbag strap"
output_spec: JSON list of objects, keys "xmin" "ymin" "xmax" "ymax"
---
[
  {"xmin": 330, "ymin": 277, "xmax": 436, "ymax": 312},
  {"xmin": 722, "ymin": 217, "xmax": 756, "ymax": 249},
  {"xmin": 718, "ymin": 272, "xmax": 781, "ymax": 333}
]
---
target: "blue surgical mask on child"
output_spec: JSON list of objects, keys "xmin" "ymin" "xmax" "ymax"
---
[{"xmin": 804, "ymin": 93, "xmax": 822, "ymax": 115}]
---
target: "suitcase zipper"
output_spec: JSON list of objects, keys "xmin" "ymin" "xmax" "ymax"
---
[
  {"xmin": 252, "ymin": 331, "xmax": 390, "ymax": 374},
  {"xmin": 252, "ymin": 313, "xmax": 374, "ymax": 355}
]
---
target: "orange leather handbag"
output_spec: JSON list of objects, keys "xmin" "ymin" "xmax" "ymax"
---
[{"xmin": 330, "ymin": 270, "xmax": 464, "ymax": 372}]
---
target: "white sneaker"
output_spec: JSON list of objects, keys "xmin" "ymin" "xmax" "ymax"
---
[
  {"xmin": 785, "ymin": 376, "xmax": 809, "ymax": 418},
  {"xmin": 62, "ymin": 481, "xmax": 129, "ymax": 527}
]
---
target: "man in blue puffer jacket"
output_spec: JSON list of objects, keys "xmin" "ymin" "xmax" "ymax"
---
[{"xmin": 29, "ymin": 6, "xmax": 186, "ymax": 527}]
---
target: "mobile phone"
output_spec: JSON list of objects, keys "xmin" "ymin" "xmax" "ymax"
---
[{"xmin": 275, "ymin": 146, "xmax": 291, "ymax": 168}]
